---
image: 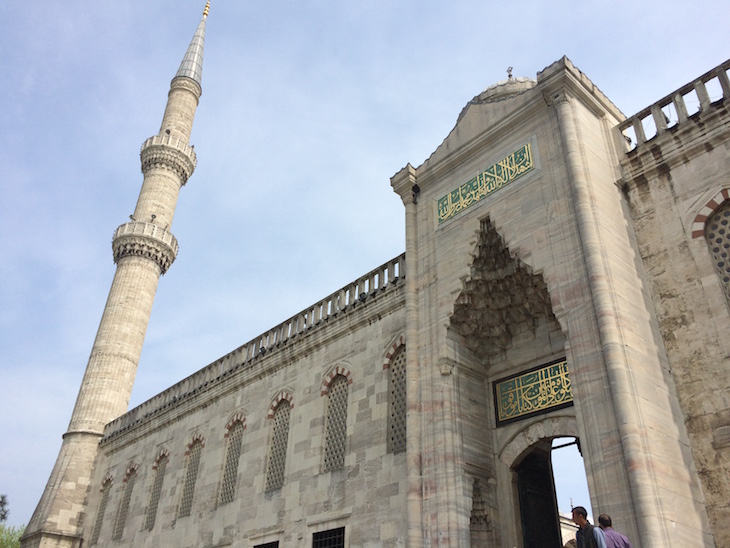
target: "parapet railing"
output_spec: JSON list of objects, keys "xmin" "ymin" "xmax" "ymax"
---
[
  {"xmin": 617, "ymin": 59, "xmax": 730, "ymax": 152},
  {"xmin": 140, "ymin": 134, "xmax": 197, "ymax": 162},
  {"xmin": 112, "ymin": 221, "xmax": 179, "ymax": 251},
  {"xmin": 101, "ymin": 252, "xmax": 406, "ymax": 441}
]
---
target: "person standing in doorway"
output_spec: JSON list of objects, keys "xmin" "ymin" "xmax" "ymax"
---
[
  {"xmin": 572, "ymin": 506, "xmax": 607, "ymax": 548},
  {"xmin": 598, "ymin": 514, "xmax": 632, "ymax": 548}
]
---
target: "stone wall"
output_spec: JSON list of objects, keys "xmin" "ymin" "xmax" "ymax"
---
[{"xmin": 83, "ymin": 266, "xmax": 407, "ymax": 547}]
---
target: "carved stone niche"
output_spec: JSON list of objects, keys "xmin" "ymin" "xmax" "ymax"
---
[{"xmin": 449, "ymin": 217, "xmax": 556, "ymax": 360}]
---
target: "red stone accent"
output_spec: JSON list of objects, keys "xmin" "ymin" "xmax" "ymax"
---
[
  {"xmin": 321, "ymin": 366, "xmax": 354, "ymax": 395},
  {"xmin": 267, "ymin": 391, "xmax": 294, "ymax": 418},
  {"xmin": 101, "ymin": 473, "xmax": 114, "ymax": 489},
  {"xmin": 383, "ymin": 335, "xmax": 405, "ymax": 369},
  {"xmin": 152, "ymin": 448, "xmax": 170, "ymax": 470},
  {"xmin": 692, "ymin": 190, "xmax": 730, "ymax": 238},
  {"xmin": 224, "ymin": 413, "xmax": 246, "ymax": 437},
  {"xmin": 185, "ymin": 433, "xmax": 205, "ymax": 455}
]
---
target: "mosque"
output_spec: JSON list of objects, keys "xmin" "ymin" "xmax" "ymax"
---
[{"xmin": 21, "ymin": 4, "xmax": 730, "ymax": 547}]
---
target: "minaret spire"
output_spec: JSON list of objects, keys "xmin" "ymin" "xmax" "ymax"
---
[{"xmin": 22, "ymin": 7, "xmax": 210, "ymax": 547}]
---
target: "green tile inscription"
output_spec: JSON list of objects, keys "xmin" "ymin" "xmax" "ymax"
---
[
  {"xmin": 495, "ymin": 359, "xmax": 572, "ymax": 424},
  {"xmin": 437, "ymin": 143, "xmax": 534, "ymax": 224}
]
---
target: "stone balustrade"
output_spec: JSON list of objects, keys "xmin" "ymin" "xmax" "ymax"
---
[
  {"xmin": 140, "ymin": 134, "xmax": 198, "ymax": 183},
  {"xmin": 617, "ymin": 59, "xmax": 730, "ymax": 151},
  {"xmin": 140, "ymin": 134, "xmax": 197, "ymax": 164},
  {"xmin": 101, "ymin": 252, "xmax": 406, "ymax": 441},
  {"xmin": 112, "ymin": 221, "xmax": 179, "ymax": 273}
]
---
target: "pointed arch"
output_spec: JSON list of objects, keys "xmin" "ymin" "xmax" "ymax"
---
[
  {"xmin": 112, "ymin": 462, "xmax": 139, "ymax": 540},
  {"xmin": 382, "ymin": 334, "xmax": 405, "ymax": 370},
  {"xmin": 178, "ymin": 434, "xmax": 205, "ymax": 518},
  {"xmin": 498, "ymin": 415, "xmax": 578, "ymax": 468},
  {"xmin": 90, "ymin": 473, "xmax": 114, "ymax": 545},
  {"xmin": 267, "ymin": 390, "xmax": 294, "ymax": 418},
  {"xmin": 219, "ymin": 412, "xmax": 247, "ymax": 505},
  {"xmin": 322, "ymin": 372, "xmax": 350, "ymax": 471},
  {"xmin": 691, "ymin": 188, "xmax": 730, "ymax": 238},
  {"xmin": 383, "ymin": 336, "xmax": 407, "ymax": 453},
  {"xmin": 265, "ymin": 392, "xmax": 293, "ymax": 490},
  {"xmin": 145, "ymin": 449, "xmax": 169, "ymax": 530},
  {"xmin": 321, "ymin": 365, "xmax": 353, "ymax": 395}
]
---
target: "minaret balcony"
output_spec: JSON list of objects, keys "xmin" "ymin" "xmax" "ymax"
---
[
  {"xmin": 140, "ymin": 134, "xmax": 198, "ymax": 184},
  {"xmin": 112, "ymin": 221, "xmax": 179, "ymax": 274}
]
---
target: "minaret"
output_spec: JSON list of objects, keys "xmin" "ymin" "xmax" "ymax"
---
[{"xmin": 22, "ymin": 5, "xmax": 210, "ymax": 547}]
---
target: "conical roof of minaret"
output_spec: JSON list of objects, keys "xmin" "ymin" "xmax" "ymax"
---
[{"xmin": 174, "ymin": 1, "xmax": 209, "ymax": 85}]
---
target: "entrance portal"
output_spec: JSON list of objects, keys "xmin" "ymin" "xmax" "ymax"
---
[{"xmin": 516, "ymin": 445, "xmax": 562, "ymax": 548}]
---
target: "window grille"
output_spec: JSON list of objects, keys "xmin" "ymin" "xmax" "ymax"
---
[
  {"xmin": 219, "ymin": 421, "xmax": 245, "ymax": 505},
  {"xmin": 144, "ymin": 455, "xmax": 167, "ymax": 530},
  {"xmin": 90, "ymin": 480, "xmax": 112, "ymax": 545},
  {"xmin": 265, "ymin": 401, "xmax": 291, "ymax": 490},
  {"xmin": 312, "ymin": 527, "xmax": 346, "ymax": 547},
  {"xmin": 706, "ymin": 201, "xmax": 730, "ymax": 303},
  {"xmin": 178, "ymin": 440, "xmax": 203, "ymax": 518},
  {"xmin": 254, "ymin": 542, "xmax": 280, "ymax": 548},
  {"xmin": 388, "ymin": 345, "xmax": 407, "ymax": 453},
  {"xmin": 112, "ymin": 469, "xmax": 137, "ymax": 540},
  {"xmin": 323, "ymin": 375, "xmax": 349, "ymax": 471}
]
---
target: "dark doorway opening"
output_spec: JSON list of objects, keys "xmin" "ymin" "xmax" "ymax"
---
[{"xmin": 516, "ymin": 446, "xmax": 562, "ymax": 548}]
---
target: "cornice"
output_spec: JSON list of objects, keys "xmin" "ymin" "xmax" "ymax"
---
[
  {"xmin": 112, "ymin": 221, "xmax": 178, "ymax": 274},
  {"xmin": 99, "ymin": 280, "xmax": 406, "ymax": 451},
  {"xmin": 619, "ymin": 104, "xmax": 730, "ymax": 183},
  {"xmin": 140, "ymin": 134, "xmax": 197, "ymax": 185}
]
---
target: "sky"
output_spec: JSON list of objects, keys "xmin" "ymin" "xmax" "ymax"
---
[{"xmin": 1, "ymin": 0, "xmax": 727, "ymax": 530}]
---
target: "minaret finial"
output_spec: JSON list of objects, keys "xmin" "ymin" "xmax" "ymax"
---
[{"xmin": 203, "ymin": 1, "xmax": 210, "ymax": 18}]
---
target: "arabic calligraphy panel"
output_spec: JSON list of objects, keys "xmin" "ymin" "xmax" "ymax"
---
[
  {"xmin": 437, "ymin": 143, "xmax": 535, "ymax": 224},
  {"xmin": 493, "ymin": 358, "xmax": 573, "ymax": 426}
]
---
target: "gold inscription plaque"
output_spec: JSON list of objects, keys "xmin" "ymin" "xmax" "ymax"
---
[
  {"xmin": 437, "ymin": 143, "xmax": 535, "ymax": 224},
  {"xmin": 494, "ymin": 358, "xmax": 572, "ymax": 426}
]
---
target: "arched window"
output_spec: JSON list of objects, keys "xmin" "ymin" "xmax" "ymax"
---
[
  {"xmin": 705, "ymin": 200, "xmax": 730, "ymax": 302},
  {"xmin": 387, "ymin": 345, "xmax": 407, "ymax": 453},
  {"xmin": 178, "ymin": 437, "xmax": 204, "ymax": 518},
  {"xmin": 323, "ymin": 374, "xmax": 349, "ymax": 471},
  {"xmin": 219, "ymin": 419, "xmax": 245, "ymax": 505},
  {"xmin": 265, "ymin": 400, "xmax": 291, "ymax": 491},
  {"xmin": 90, "ymin": 476, "xmax": 113, "ymax": 545},
  {"xmin": 112, "ymin": 464, "xmax": 137, "ymax": 540},
  {"xmin": 144, "ymin": 451, "xmax": 168, "ymax": 530}
]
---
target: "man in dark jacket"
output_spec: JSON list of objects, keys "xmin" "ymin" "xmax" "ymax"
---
[{"xmin": 572, "ymin": 506, "xmax": 607, "ymax": 548}]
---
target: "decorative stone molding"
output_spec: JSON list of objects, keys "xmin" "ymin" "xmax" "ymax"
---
[
  {"xmin": 170, "ymin": 75, "xmax": 202, "ymax": 102},
  {"xmin": 112, "ymin": 221, "xmax": 178, "ymax": 274},
  {"xmin": 185, "ymin": 432, "xmax": 205, "ymax": 454},
  {"xmin": 692, "ymin": 189, "xmax": 730, "ymax": 238},
  {"xmin": 321, "ymin": 366, "xmax": 353, "ymax": 395},
  {"xmin": 152, "ymin": 448, "xmax": 169, "ymax": 469},
  {"xmin": 450, "ymin": 218, "xmax": 556, "ymax": 359},
  {"xmin": 101, "ymin": 472, "xmax": 114, "ymax": 488},
  {"xmin": 224, "ymin": 413, "xmax": 247, "ymax": 436},
  {"xmin": 267, "ymin": 391, "xmax": 294, "ymax": 418},
  {"xmin": 123, "ymin": 462, "xmax": 138, "ymax": 481},
  {"xmin": 438, "ymin": 357, "xmax": 457, "ymax": 376},
  {"xmin": 382, "ymin": 335, "xmax": 405, "ymax": 370},
  {"xmin": 140, "ymin": 134, "xmax": 197, "ymax": 184},
  {"xmin": 498, "ymin": 416, "xmax": 578, "ymax": 467}
]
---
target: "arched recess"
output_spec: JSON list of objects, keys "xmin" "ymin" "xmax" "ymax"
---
[
  {"xmin": 498, "ymin": 416, "xmax": 579, "ymax": 468},
  {"xmin": 446, "ymin": 216, "xmax": 572, "ymax": 547}
]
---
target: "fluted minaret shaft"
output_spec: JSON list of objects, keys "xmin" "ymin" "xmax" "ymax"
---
[{"xmin": 22, "ymin": 6, "xmax": 209, "ymax": 547}]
